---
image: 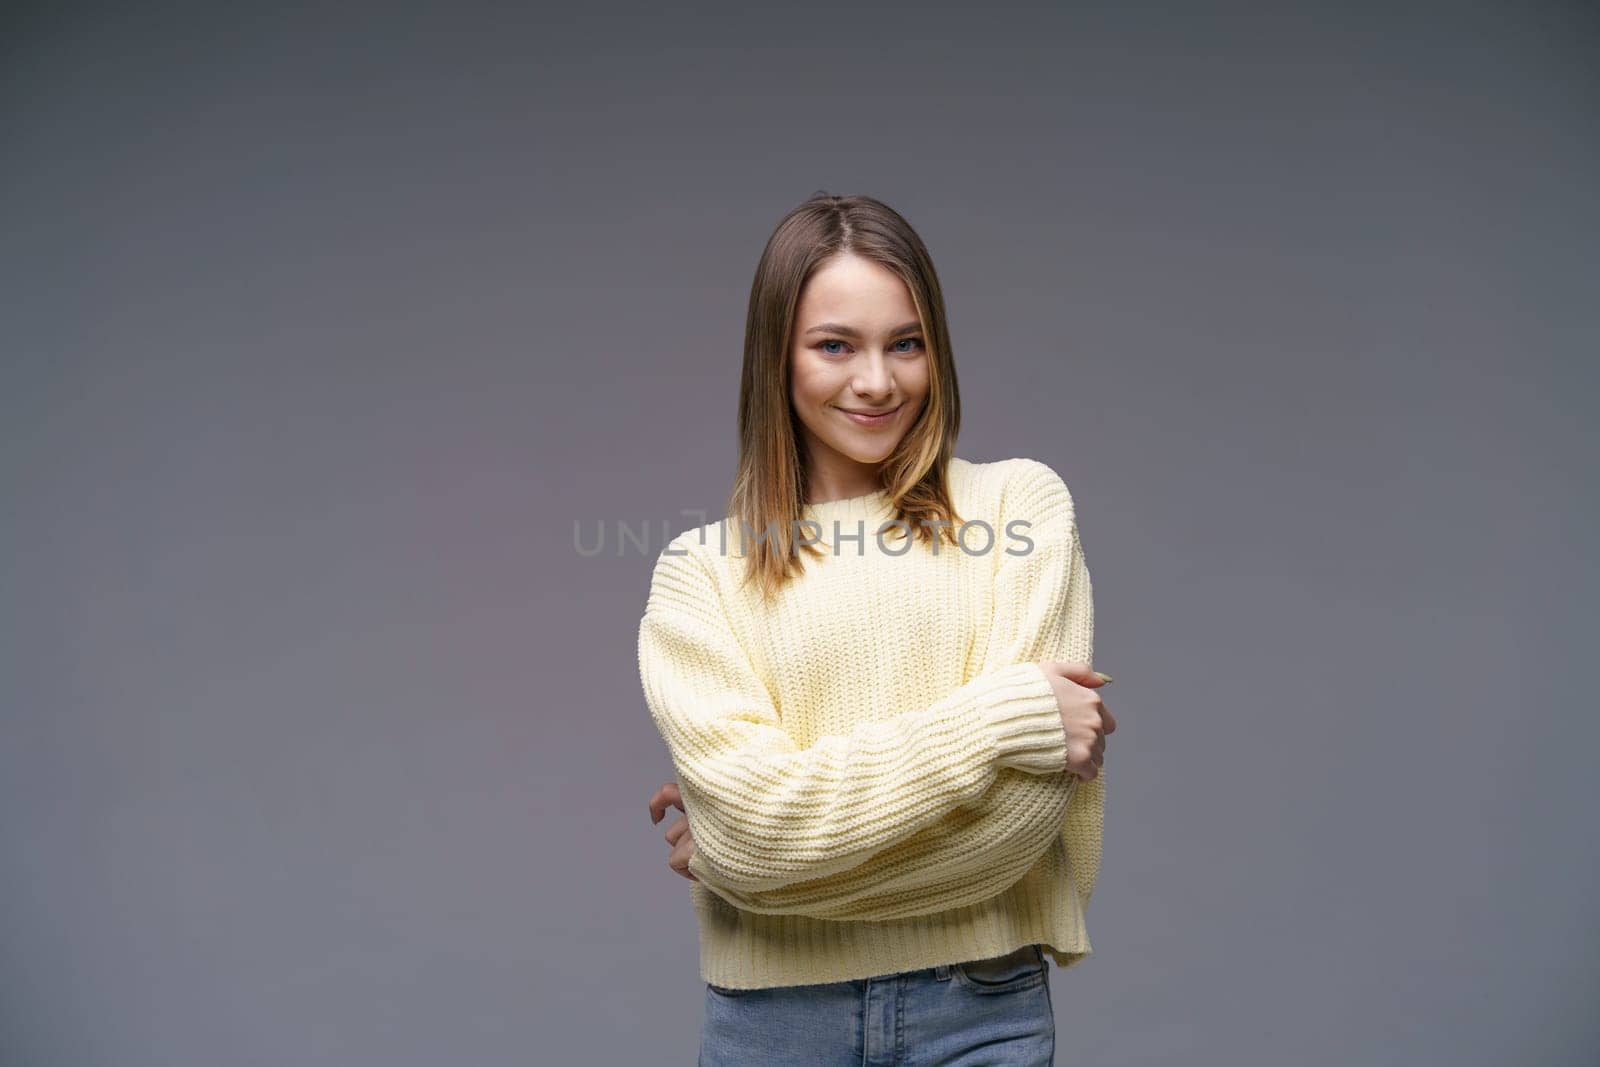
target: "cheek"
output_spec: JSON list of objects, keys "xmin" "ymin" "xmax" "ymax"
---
[{"xmin": 791, "ymin": 355, "xmax": 839, "ymax": 406}]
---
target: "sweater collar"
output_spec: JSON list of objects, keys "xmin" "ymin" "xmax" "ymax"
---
[{"xmin": 799, "ymin": 487, "xmax": 894, "ymax": 526}]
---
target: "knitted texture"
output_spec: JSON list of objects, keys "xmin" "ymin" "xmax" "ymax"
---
[{"xmin": 637, "ymin": 456, "xmax": 1104, "ymax": 990}]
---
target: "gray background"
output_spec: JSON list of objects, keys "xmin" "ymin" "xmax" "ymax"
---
[{"xmin": 3, "ymin": 1, "xmax": 1596, "ymax": 1064}]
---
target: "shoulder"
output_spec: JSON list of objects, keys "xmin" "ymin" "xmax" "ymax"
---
[
  {"xmin": 645, "ymin": 524, "xmax": 719, "ymax": 604},
  {"xmin": 950, "ymin": 455, "xmax": 1077, "ymax": 520}
]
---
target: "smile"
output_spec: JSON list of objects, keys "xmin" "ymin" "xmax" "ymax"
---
[{"xmin": 836, "ymin": 403, "xmax": 903, "ymax": 427}]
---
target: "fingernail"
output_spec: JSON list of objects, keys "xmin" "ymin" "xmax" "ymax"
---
[{"xmin": 1093, "ymin": 671, "xmax": 1114, "ymax": 683}]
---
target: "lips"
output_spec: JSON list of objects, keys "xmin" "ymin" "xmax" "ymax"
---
[{"xmin": 836, "ymin": 403, "xmax": 904, "ymax": 428}]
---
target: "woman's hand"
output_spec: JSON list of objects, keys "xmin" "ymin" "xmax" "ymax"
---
[
  {"xmin": 1038, "ymin": 660, "xmax": 1117, "ymax": 780},
  {"xmin": 647, "ymin": 781, "xmax": 699, "ymax": 881}
]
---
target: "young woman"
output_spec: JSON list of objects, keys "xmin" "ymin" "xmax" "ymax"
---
[{"xmin": 638, "ymin": 192, "xmax": 1116, "ymax": 1066}]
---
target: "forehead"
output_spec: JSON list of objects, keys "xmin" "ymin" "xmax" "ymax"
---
[{"xmin": 795, "ymin": 254, "xmax": 917, "ymax": 324}]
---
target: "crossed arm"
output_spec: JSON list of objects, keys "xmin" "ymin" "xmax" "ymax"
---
[{"xmin": 637, "ymin": 460, "xmax": 1100, "ymax": 921}]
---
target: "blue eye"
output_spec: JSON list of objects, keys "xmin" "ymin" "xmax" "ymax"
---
[{"xmin": 815, "ymin": 338, "xmax": 923, "ymax": 356}]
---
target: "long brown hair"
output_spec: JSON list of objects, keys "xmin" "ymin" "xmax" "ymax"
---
[{"xmin": 727, "ymin": 192, "xmax": 967, "ymax": 604}]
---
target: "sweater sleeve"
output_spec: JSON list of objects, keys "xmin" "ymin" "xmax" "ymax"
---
[
  {"xmin": 827, "ymin": 459, "xmax": 1105, "ymax": 919},
  {"xmin": 664, "ymin": 458, "xmax": 1099, "ymax": 921},
  {"xmin": 637, "ymin": 524, "xmax": 1071, "ymax": 902}
]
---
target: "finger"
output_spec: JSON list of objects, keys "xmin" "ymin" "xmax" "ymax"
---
[
  {"xmin": 670, "ymin": 838, "xmax": 697, "ymax": 881},
  {"xmin": 648, "ymin": 782, "xmax": 685, "ymax": 824},
  {"xmin": 1050, "ymin": 661, "xmax": 1107, "ymax": 689},
  {"xmin": 665, "ymin": 814, "xmax": 689, "ymax": 845},
  {"xmin": 1101, "ymin": 704, "xmax": 1117, "ymax": 735}
]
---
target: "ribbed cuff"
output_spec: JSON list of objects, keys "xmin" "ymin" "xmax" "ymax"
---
[{"xmin": 977, "ymin": 662, "xmax": 1071, "ymax": 774}]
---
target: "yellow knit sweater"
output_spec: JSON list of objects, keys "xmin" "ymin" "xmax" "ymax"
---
[{"xmin": 636, "ymin": 455, "xmax": 1104, "ymax": 990}]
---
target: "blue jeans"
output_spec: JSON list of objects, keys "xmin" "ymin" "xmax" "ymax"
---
[{"xmin": 698, "ymin": 943, "xmax": 1055, "ymax": 1066}]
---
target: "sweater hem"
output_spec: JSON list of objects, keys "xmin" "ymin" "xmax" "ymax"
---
[{"xmin": 690, "ymin": 840, "xmax": 1091, "ymax": 990}]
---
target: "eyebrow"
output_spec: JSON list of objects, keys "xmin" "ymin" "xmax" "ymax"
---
[{"xmin": 803, "ymin": 320, "xmax": 923, "ymax": 340}]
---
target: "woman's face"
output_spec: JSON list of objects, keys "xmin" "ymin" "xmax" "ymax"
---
[{"xmin": 789, "ymin": 253, "xmax": 931, "ymax": 500}]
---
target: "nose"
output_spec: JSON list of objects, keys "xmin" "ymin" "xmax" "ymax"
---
[{"xmin": 851, "ymin": 350, "xmax": 897, "ymax": 397}]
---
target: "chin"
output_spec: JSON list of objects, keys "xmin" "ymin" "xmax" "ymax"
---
[{"xmin": 833, "ymin": 437, "xmax": 901, "ymax": 464}]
